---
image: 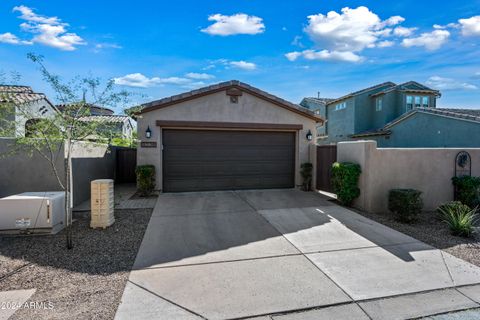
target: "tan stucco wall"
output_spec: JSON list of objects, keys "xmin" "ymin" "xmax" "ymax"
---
[
  {"xmin": 337, "ymin": 140, "xmax": 480, "ymax": 213},
  {"xmin": 137, "ymin": 90, "xmax": 317, "ymax": 191}
]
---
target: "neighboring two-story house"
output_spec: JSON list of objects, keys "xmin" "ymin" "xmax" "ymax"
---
[{"xmin": 301, "ymin": 81, "xmax": 450, "ymax": 147}]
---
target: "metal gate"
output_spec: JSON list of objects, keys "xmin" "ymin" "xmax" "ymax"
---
[
  {"xmin": 116, "ymin": 147, "xmax": 137, "ymax": 183},
  {"xmin": 316, "ymin": 145, "xmax": 337, "ymax": 192}
]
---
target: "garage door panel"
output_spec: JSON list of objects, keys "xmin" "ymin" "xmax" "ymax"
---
[
  {"xmin": 163, "ymin": 130, "xmax": 295, "ymax": 192},
  {"xmin": 165, "ymin": 161, "xmax": 294, "ymax": 178},
  {"xmin": 164, "ymin": 147, "xmax": 294, "ymax": 161},
  {"xmin": 164, "ymin": 130, "xmax": 295, "ymax": 146}
]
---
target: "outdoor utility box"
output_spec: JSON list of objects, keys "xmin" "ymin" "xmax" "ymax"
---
[
  {"xmin": 0, "ymin": 192, "xmax": 65, "ymax": 234},
  {"xmin": 90, "ymin": 179, "xmax": 115, "ymax": 229}
]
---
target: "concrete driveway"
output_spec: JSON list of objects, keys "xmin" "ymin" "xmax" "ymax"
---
[{"xmin": 115, "ymin": 189, "xmax": 480, "ymax": 320}]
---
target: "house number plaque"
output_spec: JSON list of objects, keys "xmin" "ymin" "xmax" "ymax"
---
[{"xmin": 141, "ymin": 141, "xmax": 157, "ymax": 148}]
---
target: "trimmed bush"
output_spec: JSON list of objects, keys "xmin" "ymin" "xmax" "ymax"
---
[
  {"xmin": 331, "ymin": 162, "xmax": 361, "ymax": 206},
  {"xmin": 135, "ymin": 165, "xmax": 156, "ymax": 196},
  {"xmin": 452, "ymin": 176, "xmax": 480, "ymax": 209},
  {"xmin": 388, "ymin": 189, "xmax": 423, "ymax": 223},
  {"xmin": 438, "ymin": 201, "xmax": 478, "ymax": 237},
  {"xmin": 300, "ymin": 162, "xmax": 313, "ymax": 191}
]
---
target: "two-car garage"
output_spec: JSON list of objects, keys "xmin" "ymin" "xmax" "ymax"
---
[
  {"xmin": 162, "ymin": 129, "xmax": 296, "ymax": 192},
  {"xmin": 136, "ymin": 81, "xmax": 322, "ymax": 193}
]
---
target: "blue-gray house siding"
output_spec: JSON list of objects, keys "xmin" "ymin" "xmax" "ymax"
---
[
  {"xmin": 368, "ymin": 109, "xmax": 480, "ymax": 148},
  {"xmin": 309, "ymin": 81, "xmax": 441, "ymax": 146}
]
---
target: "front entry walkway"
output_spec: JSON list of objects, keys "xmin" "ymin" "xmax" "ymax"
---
[{"xmin": 115, "ymin": 189, "xmax": 480, "ymax": 320}]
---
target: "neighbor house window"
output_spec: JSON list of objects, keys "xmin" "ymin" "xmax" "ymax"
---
[
  {"xmin": 414, "ymin": 96, "xmax": 421, "ymax": 108},
  {"xmin": 407, "ymin": 95, "xmax": 429, "ymax": 110},
  {"xmin": 335, "ymin": 102, "xmax": 346, "ymax": 111},
  {"xmin": 422, "ymin": 96, "xmax": 429, "ymax": 107},
  {"xmin": 406, "ymin": 96, "xmax": 413, "ymax": 111},
  {"xmin": 376, "ymin": 98, "xmax": 383, "ymax": 111}
]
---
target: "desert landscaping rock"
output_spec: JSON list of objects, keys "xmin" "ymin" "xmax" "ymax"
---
[{"xmin": 0, "ymin": 208, "xmax": 152, "ymax": 320}]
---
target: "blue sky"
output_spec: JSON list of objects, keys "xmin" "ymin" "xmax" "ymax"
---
[{"xmin": 1, "ymin": 0, "xmax": 480, "ymax": 112}]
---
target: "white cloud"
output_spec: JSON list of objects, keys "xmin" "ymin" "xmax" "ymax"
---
[
  {"xmin": 114, "ymin": 73, "xmax": 214, "ymax": 88},
  {"xmin": 113, "ymin": 73, "xmax": 162, "ymax": 88},
  {"xmin": 433, "ymin": 23, "xmax": 459, "ymax": 30},
  {"xmin": 285, "ymin": 52, "xmax": 303, "ymax": 61},
  {"xmin": 228, "ymin": 60, "xmax": 257, "ymax": 70},
  {"xmin": 401, "ymin": 30, "xmax": 450, "ymax": 50},
  {"xmin": 285, "ymin": 50, "xmax": 363, "ymax": 63},
  {"xmin": 426, "ymin": 76, "xmax": 477, "ymax": 90},
  {"xmin": 204, "ymin": 59, "xmax": 257, "ymax": 71},
  {"xmin": 393, "ymin": 26, "xmax": 417, "ymax": 37},
  {"xmin": 377, "ymin": 40, "xmax": 394, "ymax": 48},
  {"xmin": 288, "ymin": 6, "xmax": 407, "ymax": 63},
  {"xmin": 13, "ymin": 5, "xmax": 60, "ymax": 24},
  {"xmin": 10, "ymin": 5, "xmax": 85, "ymax": 51},
  {"xmin": 95, "ymin": 43, "xmax": 122, "ymax": 50},
  {"xmin": 459, "ymin": 16, "xmax": 480, "ymax": 36},
  {"xmin": 201, "ymin": 13, "xmax": 265, "ymax": 36},
  {"xmin": 185, "ymin": 72, "xmax": 215, "ymax": 80},
  {"xmin": 304, "ymin": 6, "xmax": 404, "ymax": 53},
  {"xmin": 0, "ymin": 32, "xmax": 32, "ymax": 45}
]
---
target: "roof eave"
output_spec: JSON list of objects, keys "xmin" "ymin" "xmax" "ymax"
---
[{"xmin": 140, "ymin": 81, "xmax": 324, "ymax": 123}]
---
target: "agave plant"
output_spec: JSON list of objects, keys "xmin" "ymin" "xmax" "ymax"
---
[{"xmin": 437, "ymin": 201, "xmax": 478, "ymax": 237}]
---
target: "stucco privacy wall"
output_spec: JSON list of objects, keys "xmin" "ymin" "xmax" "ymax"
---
[
  {"xmin": 0, "ymin": 139, "xmax": 115, "ymax": 206},
  {"xmin": 70, "ymin": 142, "xmax": 116, "ymax": 206},
  {"xmin": 0, "ymin": 138, "xmax": 65, "ymax": 198},
  {"xmin": 137, "ymin": 90, "xmax": 318, "ymax": 190},
  {"xmin": 337, "ymin": 140, "xmax": 480, "ymax": 213}
]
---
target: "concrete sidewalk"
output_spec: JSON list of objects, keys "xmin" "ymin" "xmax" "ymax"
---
[{"xmin": 115, "ymin": 189, "xmax": 480, "ymax": 320}]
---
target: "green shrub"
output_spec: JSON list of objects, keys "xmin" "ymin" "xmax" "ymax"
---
[
  {"xmin": 331, "ymin": 162, "xmax": 361, "ymax": 206},
  {"xmin": 135, "ymin": 165, "xmax": 156, "ymax": 196},
  {"xmin": 300, "ymin": 162, "xmax": 313, "ymax": 191},
  {"xmin": 452, "ymin": 176, "xmax": 480, "ymax": 209},
  {"xmin": 438, "ymin": 201, "xmax": 478, "ymax": 237},
  {"xmin": 388, "ymin": 189, "xmax": 423, "ymax": 223}
]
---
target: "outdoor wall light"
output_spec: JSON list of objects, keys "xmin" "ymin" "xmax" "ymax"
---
[
  {"xmin": 145, "ymin": 126, "xmax": 152, "ymax": 139},
  {"xmin": 306, "ymin": 130, "xmax": 313, "ymax": 141}
]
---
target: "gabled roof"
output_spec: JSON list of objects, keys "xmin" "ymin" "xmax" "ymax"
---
[
  {"xmin": 384, "ymin": 107, "xmax": 480, "ymax": 129},
  {"xmin": 326, "ymin": 82, "xmax": 396, "ymax": 106},
  {"xmin": 371, "ymin": 81, "xmax": 440, "ymax": 97},
  {"xmin": 0, "ymin": 85, "xmax": 55, "ymax": 107},
  {"xmin": 301, "ymin": 97, "xmax": 335, "ymax": 105},
  {"xmin": 139, "ymin": 80, "xmax": 324, "ymax": 123},
  {"xmin": 56, "ymin": 103, "xmax": 114, "ymax": 116}
]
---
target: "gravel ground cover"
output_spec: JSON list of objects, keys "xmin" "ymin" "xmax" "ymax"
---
[
  {"xmin": 354, "ymin": 208, "xmax": 480, "ymax": 267},
  {"xmin": 0, "ymin": 208, "xmax": 152, "ymax": 320}
]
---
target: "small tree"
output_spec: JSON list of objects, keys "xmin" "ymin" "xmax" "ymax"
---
[{"xmin": 0, "ymin": 54, "xmax": 133, "ymax": 248}]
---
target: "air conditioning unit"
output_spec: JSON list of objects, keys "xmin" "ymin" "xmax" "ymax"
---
[{"xmin": 0, "ymin": 192, "xmax": 65, "ymax": 234}]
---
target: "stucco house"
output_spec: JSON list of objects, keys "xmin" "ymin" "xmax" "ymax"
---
[
  {"xmin": 0, "ymin": 85, "xmax": 59, "ymax": 137},
  {"xmin": 57, "ymin": 103, "xmax": 135, "ymax": 140},
  {"xmin": 300, "ymin": 81, "xmax": 441, "ymax": 146},
  {"xmin": 136, "ymin": 80, "xmax": 323, "ymax": 192},
  {"xmin": 355, "ymin": 107, "xmax": 480, "ymax": 148}
]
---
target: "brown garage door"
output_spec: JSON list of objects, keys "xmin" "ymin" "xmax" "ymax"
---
[{"xmin": 162, "ymin": 129, "xmax": 295, "ymax": 192}]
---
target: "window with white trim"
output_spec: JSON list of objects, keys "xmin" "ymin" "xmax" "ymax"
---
[
  {"xmin": 335, "ymin": 102, "xmax": 346, "ymax": 111},
  {"xmin": 422, "ymin": 96, "xmax": 429, "ymax": 107},
  {"xmin": 375, "ymin": 98, "xmax": 383, "ymax": 111},
  {"xmin": 406, "ymin": 95, "xmax": 429, "ymax": 111},
  {"xmin": 406, "ymin": 95, "xmax": 413, "ymax": 111}
]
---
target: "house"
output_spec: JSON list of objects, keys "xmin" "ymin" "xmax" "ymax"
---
[
  {"xmin": 299, "ymin": 97, "xmax": 334, "ymax": 137},
  {"xmin": 57, "ymin": 103, "xmax": 135, "ymax": 140},
  {"xmin": 307, "ymin": 81, "xmax": 440, "ymax": 145},
  {"xmin": 356, "ymin": 108, "xmax": 480, "ymax": 148},
  {"xmin": 136, "ymin": 80, "xmax": 323, "ymax": 192},
  {"xmin": 0, "ymin": 85, "xmax": 59, "ymax": 137}
]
